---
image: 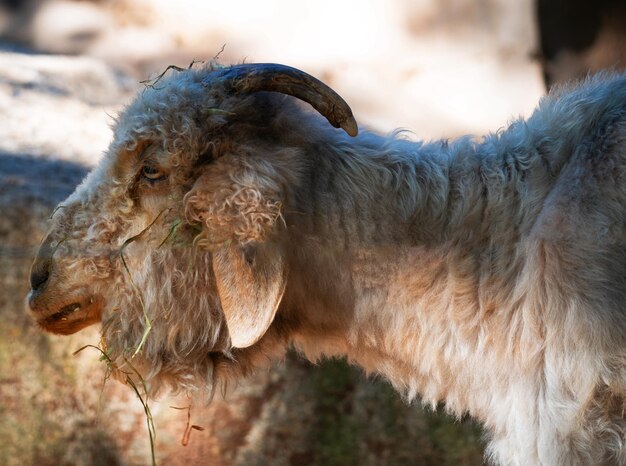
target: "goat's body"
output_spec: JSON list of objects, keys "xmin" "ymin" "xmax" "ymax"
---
[
  {"xmin": 28, "ymin": 64, "xmax": 626, "ymax": 465},
  {"xmin": 258, "ymin": 74, "xmax": 626, "ymax": 464}
]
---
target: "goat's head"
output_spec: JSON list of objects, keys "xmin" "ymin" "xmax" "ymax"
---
[{"xmin": 26, "ymin": 63, "xmax": 356, "ymax": 391}]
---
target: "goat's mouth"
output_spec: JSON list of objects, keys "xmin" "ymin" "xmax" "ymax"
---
[{"xmin": 29, "ymin": 293, "xmax": 104, "ymax": 335}]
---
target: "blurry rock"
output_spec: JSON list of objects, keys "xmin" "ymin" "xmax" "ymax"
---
[
  {"xmin": 31, "ymin": 0, "xmax": 114, "ymax": 54},
  {"xmin": 0, "ymin": 50, "xmax": 135, "ymax": 165},
  {"xmin": 0, "ymin": 0, "xmax": 186, "ymax": 76}
]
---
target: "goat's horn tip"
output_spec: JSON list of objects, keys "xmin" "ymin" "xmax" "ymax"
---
[{"xmin": 341, "ymin": 118, "xmax": 358, "ymax": 137}]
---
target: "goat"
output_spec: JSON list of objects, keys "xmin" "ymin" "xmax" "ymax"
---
[{"xmin": 27, "ymin": 63, "xmax": 626, "ymax": 465}]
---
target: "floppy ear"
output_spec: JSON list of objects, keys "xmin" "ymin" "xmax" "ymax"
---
[
  {"xmin": 212, "ymin": 242, "xmax": 287, "ymax": 348},
  {"xmin": 184, "ymin": 154, "xmax": 289, "ymax": 348}
]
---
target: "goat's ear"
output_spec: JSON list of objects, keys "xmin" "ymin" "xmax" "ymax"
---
[{"xmin": 212, "ymin": 242, "xmax": 287, "ymax": 348}]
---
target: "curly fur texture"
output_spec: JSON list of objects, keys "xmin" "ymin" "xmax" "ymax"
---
[
  {"xmin": 184, "ymin": 154, "xmax": 286, "ymax": 247},
  {"xmin": 28, "ymin": 64, "xmax": 626, "ymax": 465}
]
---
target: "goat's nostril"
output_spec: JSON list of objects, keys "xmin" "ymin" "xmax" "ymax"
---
[
  {"xmin": 31, "ymin": 234, "xmax": 56, "ymax": 291},
  {"xmin": 30, "ymin": 260, "xmax": 51, "ymax": 290}
]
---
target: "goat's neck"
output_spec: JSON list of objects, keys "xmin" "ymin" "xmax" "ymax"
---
[
  {"xmin": 284, "ymin": 132, "xmax": 545, "ymax": 419},
  {"xmin": 290, "ymin": 132, "xmax": 538, "ymax": 246}
]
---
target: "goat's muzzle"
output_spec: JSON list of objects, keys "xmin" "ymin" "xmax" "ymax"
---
[
  {"xmin": 28, "ymin": 287, "xmax": 104, "ymax": 335},
  {"xmin": 27, "ymin": 234, "xmax": 104, "ymax": 334}
]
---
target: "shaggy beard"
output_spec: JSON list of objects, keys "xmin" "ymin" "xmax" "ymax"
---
[{"xmin": 100, "ymin": 248, "xmax": 232, "ymax": 398}]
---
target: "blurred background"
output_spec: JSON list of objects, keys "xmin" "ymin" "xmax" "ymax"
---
[{"xmin": 0, "ymin": 0, "xmax": 624, "ymax": 465}]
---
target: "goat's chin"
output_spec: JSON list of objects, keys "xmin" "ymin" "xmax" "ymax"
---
[
  {"xmin": 100, "ymin": 310, "xmax": 231, "ymax": 398},
  {"xmin": 31, "ymin": 294, "xmax": 104, "ymax": 335}
]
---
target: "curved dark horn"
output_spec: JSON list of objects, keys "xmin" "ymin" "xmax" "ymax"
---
[{"xmin": 207, "ymin": 63, "xmax": 358, "ymax": 137}]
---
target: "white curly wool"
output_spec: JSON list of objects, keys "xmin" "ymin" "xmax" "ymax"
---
[{"xmin": 28, "ymin": 64, "xmax": 626, "ymax": 465}]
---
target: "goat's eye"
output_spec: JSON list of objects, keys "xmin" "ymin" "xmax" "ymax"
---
[{"xmin": 141, "ymin": 166, "xmax": 167, "ymax": 182}]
